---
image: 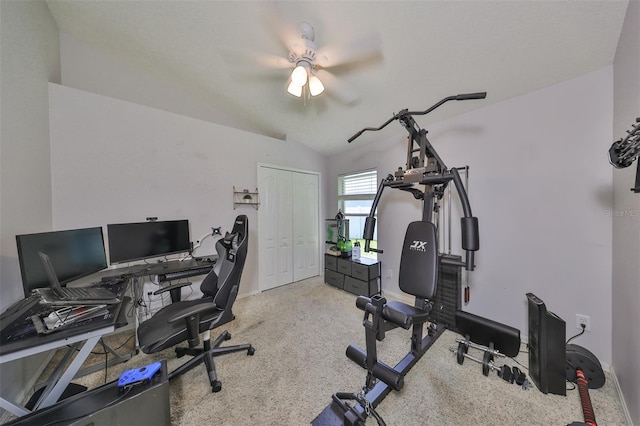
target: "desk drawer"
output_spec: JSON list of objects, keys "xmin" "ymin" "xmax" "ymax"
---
[
  {"xmin": 325, "ymin": 269, "xmax": 344, "ymax": 289},
  {"xmin": 337, "ymin": 258, "xmax": 352, "ymax": 275},
  {"xmin": 343, "ymin": 276, "xmax": 377, "ymax": 297}
]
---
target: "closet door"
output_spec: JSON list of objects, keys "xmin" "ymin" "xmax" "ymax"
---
[
  {"xmin": 259, "ymin": 166, "xmax": 293, "ymax": 291},
  {"xmin": 275, "ymin": 169, "xmax": 294, "ymax": 286},
  {"xmin": 293, "ymin": 172, "xmax": 319, "ymax": 281},
  {"xmin": 259, "ymin": 166, "xmax": 319, "ymax": 291}
]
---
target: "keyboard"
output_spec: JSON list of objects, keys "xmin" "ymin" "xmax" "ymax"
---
[{"xmin": 158, "ymin": 265, "xmax": 213, "ymax": 282}]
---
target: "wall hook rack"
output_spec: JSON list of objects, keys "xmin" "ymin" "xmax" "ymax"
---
[{"xmin": 233, "ymin": 186, "xmax": 260, "ymax": 209}]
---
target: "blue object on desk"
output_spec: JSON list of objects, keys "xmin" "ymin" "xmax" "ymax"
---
[{"xmin": 118, "ymin": 361, "xmax": 163, "ymax": 389}]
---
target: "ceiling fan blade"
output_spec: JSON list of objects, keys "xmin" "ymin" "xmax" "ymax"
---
[
  {"xmin": 316, "ymin": 32, "xmax": 382, "ymax": 68},
  {"xmin": 265, "ymin": 7, "xmax": 304, "ymax": 52},
  {"xmin": 219, "ymin": 48, "xmax": 292, "ymax": 70},
  {"xmin": 316, "ymin": 69, "xmax": 360, "ymax": 104}
]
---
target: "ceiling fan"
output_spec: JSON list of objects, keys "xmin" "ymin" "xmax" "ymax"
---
[{"xmin": 223, "ymin": 21, "xmax": 382, "ymax": 104}]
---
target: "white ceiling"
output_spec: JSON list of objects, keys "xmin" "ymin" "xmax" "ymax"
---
[{"xmin": 45, "ymin": 1, "xmax": 629, "ymax": 156}]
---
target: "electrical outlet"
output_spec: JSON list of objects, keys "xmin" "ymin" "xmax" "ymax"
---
[
  {"xmin": 576, "ymin": 314, "xmax": 591, "ymax": 331},
  {"xmin": 385, "ymin": 269, "xmax": 392, "ymax": 280}
]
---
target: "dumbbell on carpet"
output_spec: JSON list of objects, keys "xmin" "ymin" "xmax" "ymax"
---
[
  {"xmin": 455, "ymin": 338, "xmax": 506, "ymax": 359},
  {"xmin": 449, "ymin": 345, "xmax": 514, "ymax": 380}
]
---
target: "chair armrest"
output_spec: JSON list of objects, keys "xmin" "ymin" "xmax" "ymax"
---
[
  {"xmin": 167, "ymin": 303, "xmax": 218, "ymax": 324},
  {"xmin": 153, "ymin": 282, "xmax": 192, "ymax": 296}
]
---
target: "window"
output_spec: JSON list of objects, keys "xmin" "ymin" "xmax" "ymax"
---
[{"xmin": 338, "ymin": 169, "xmax": 378, "ymax": 257}]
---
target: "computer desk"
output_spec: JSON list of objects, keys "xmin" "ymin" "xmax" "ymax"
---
[
  {"xmin": 0, "ymin": 287, "xmax": 130, "ymax": 417},
  {"xmin": 72, "ymin": 257, "xmax": 217, "ymax": 291},
  {"xmin": 0, "ymin": 258, "xmax": 215, "ymax": 417}
]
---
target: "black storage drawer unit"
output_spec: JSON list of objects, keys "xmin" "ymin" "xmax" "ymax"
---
[
  {"xmin": 351, "ymin": 257, "xmax": 380, "ymax": 281},
  {"xmin": 344, "ymin": 276, "xmax": 377, "ymax": 297},
  {"xmin": 337, "ymin": 258, "xmax": 352, "ymax": 275},
  {"xmin": 325, "ymin": 268, "xmax": 344, "ymax": 289},
  {"xmin": 325, "ymin": 255, "xmax": 338, "ymax": 271},
  {"xmin": 324, "ymin": 254, "xmax": 380, "ymax": 297}
]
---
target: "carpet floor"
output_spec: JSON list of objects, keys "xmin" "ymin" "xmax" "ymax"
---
[{"xmin": 36, "ymin": 276, "xmax": 627, "ymax": 425}]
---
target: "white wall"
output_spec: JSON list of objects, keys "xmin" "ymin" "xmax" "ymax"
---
[
  {"xmin": 0, "ymin": 0, "xmax": 60, "ymax": 308},
  {"xmin": 53, "ymin": 27, "xmax": 326, "ymax": 298},
  {"xmin": 48, "ymin": 83, "xmax": 326, "ymax": 297},
  {"xmin": 327, "ymin": 67, "xmax": 614, "ymax": 365},
  {"xmin": 612, "ymin": 0, "xmax": 640, "ymax": 423},
  {"xmin": 58, "ymin": 30, "xmax": 280, "ymax": 141},
  {"xmin": 0, "ymin": 0, "xmax": 61, "ymax": 418}
]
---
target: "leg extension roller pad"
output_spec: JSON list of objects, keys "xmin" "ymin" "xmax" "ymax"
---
[{"xmin": 346, "ymin": 344, "xmax": 404, "ymax": 391}]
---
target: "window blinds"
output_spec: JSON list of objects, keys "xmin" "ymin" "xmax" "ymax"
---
[{"xmin": 338, "ymin": 169, "xmax": 377, "ymax": 196}]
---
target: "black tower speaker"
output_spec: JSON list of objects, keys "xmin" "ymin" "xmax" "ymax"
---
[{"xmin": 526, "ymin": 292, "xmax": 566, "ymax": 396}]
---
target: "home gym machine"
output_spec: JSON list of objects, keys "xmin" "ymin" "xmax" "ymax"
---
[{"xmin": 312, "ymin": 92, "xmax": 486, "ymax": 426}]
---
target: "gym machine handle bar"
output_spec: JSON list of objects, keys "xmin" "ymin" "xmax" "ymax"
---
[{"xmin": 348, "ymin": 92, "xmax": 487, "ymax": 143}]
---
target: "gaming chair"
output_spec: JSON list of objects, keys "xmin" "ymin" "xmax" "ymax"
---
[{"xmin": 136, "ymin": 215, "xmax": 254, "ymax": 392}]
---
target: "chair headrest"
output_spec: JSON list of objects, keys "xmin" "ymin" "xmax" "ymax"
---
[
  {"xmin": 223, "ymin": 231, "xmax": 238, "ymax": 244},
  {"xmin": 218, "ymin": 215, "xmax": 248, "ymax": 260},
  {"xmin": 222, "ymin": 231, "xmax": 239, "ymax": 253},
  {"xmin": 230, "ymin": 215, "xmax": 248, "ymax": 238}
]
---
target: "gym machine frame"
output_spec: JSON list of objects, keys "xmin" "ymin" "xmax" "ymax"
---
[
  {"xmin": 354, "ymin": 92, "xmax": 484, "ymax": 271},
  {"xmin": 313, "ymin": 92, "xmax": 485, "ymax": 426}
]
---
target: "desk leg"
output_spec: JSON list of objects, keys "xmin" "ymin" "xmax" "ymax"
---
[
  {"xmin": 34, "ymin": 341, "xmax": 82, "ymax": 408},
  {"xmin": 36, "ymin": 335, "xmax": 102, "ymax": 409},
  {"xmin": 0, "ymin": 397, "xmax": 30, "ymax": 417}
]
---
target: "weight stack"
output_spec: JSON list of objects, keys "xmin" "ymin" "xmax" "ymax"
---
[{"xmin": 430, "ymin": 254, "xmax": 462, "ymax": 331}]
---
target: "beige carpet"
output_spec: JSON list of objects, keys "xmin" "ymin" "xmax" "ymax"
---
[{"xmin": 38, "ymin": 276, "xmax": 627, "ymax": 425}]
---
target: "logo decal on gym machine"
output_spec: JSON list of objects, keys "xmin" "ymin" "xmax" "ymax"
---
[{"xmin": 409, "ymin": 240, "xmax": 428, "ymax": 252}]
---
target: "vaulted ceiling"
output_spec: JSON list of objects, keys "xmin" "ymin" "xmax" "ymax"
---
[{"xmin": 46, "ymin": 1, "xmax": 629, "ymax": 156}]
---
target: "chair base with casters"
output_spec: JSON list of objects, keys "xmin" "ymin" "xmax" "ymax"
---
[
  {"xmin": 169, "ymin": 329, "xmax": 254, "ymax": 392},
  {"xmin": 136, "ymin": 215, "xmax": 253, "ymax": 393}
]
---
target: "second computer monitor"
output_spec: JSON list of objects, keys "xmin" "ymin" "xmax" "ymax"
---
[
  {"xmin": 16, "ymin": 227, "xmax": 108, "ymax": 297},
  {"xmin": 107, "ymin": 220, "xmax": 191, "ymax": 264}
]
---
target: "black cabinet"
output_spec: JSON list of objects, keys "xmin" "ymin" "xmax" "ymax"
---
[{"xmin": 324, "ymin": 254, "xmax": 380, "ymax": 297}]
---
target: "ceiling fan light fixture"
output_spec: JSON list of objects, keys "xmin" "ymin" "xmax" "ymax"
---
[
  {"xmin": 287, "ymin": 81, "xmax": 303, "ymax": 97},
  {"xmin": 291, "ymin": 62, "xmax": 309, "ymax": 86},
  {"xmin": 309, "ymin": 75, "xmax": 324, "ymax": 96}
]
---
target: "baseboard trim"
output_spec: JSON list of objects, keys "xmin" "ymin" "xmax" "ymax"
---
[
  {"xmin": 609, "ymin": 365, "xmax": 633, "ymax": 426},
  {"xmin": 238, "ymin": 289, "xmax": 261, "ymax": 299}
]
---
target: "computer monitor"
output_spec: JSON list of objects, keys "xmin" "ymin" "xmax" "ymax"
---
[
  {"xmin": 107, "ymin": 220, "xmax": 191, "ymax": 264},
  {"xmin": 16, "ymin": 227, "xmax": 108, "ymax": 297}
]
